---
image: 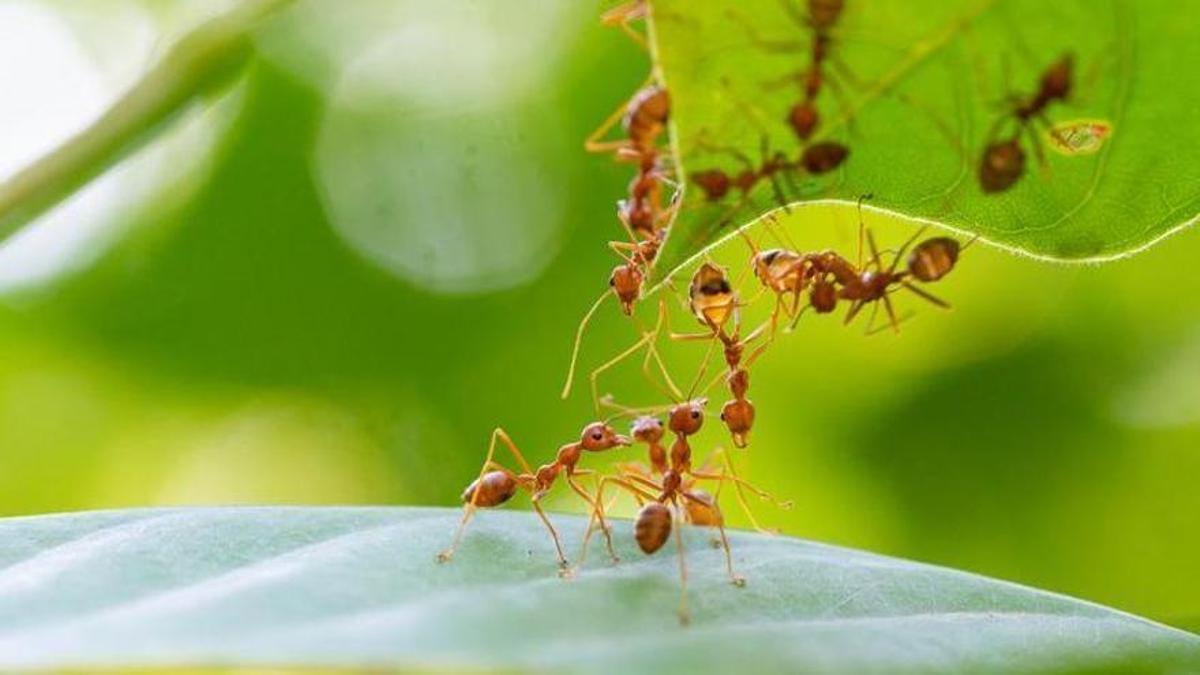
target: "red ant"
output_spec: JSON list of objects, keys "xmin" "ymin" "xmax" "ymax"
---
[
  {"xmin": 731, "ymin": 1, "xmax": 853, "ymax": 171},
  {"xmin": 437, "ymin": 421, "xmax": 631, "ymax": 572},
  {"xmin": 818, "ymin": 197, "xmax": 962, "ymax": 332},
  {"xmin": 562, "ymin": 82, "xmax": 676, "ymax": 397},
  {"xmin": 980, "ymin": 54, "xmax": 1073, "ymax": 193}
]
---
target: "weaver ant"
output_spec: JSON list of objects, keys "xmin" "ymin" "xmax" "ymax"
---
[
  {"xmin": 437, "ymin": 421, "xmax": 631, "ymax": 572},
  {"xmin": 979, "ymin": 54, "xmax": 1073, "ymax": 193},
  {"xmin": 828, "ymin": 197, "xmax": 962, "ymax": 332},
  {"xmin": 730, "ymin": 0, "xmax": 854, "ymax": 172},
  {"xmin": 562, "ymin": 81, "xmax": 678, "ymax": 400}
]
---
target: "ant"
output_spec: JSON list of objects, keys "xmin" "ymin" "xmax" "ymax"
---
[
  {"xmin": 979, "ymin": 54, "xmax": 1073, "ymax": 193},
  {"xmin": 562, "ymin": 83, "xmax": 676, "ymax": 400},
  {"xmin": 670, "ymin": 262, "xmax": 780, "ymax": 448},
  {"xmin": 826, "ymin": 198, "xmax": 962, "ymax": 333},
  {"xmin": 437, "ymin": 421, "xmax": 631, "ymax": 572},
  {"xmin": 732, "ymin": 1, "xmax": 854, "ymax": 171}
]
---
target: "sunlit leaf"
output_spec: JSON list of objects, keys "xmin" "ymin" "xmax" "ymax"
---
[
  {"xmin": 647, "ymin": 0, "xmax": 1200, "ymax": 283},
  {"xmin": 0, "ymin": 507, "xmax": 1196, "ymax": 672}
]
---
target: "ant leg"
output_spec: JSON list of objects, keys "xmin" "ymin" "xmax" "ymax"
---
[
  {"xmin": 601, "ymin": 1, "xmax": 649, "ymax": 50},
  {"xmin": 641, "ymin": 300, "xmax": 685, "ymax": 401},
  {"xmin": 530, "ymin": 495, "xmax": 570, "ymax": 571},
  {"xmin": 882, "ymin": 293, "xmax": 901, "ymax": 334},
  {"xmin": 902, "ymin": 281, "xmax": 951, "ymax": 308},
  {"xmin": 867, "ymin": 310, "xmax": 915, "ymax": 336},
  {"xmin": 584, "ymin": 73, "xmax": 654, "ymax": 154},
  {"xmin": 843, "ymin": 300, "xmax": 866, "ymax": 326},
  {"xmin": 1025, "ymin": 121, "xmax": 1049, "ymax": 174},
  {"xmin": 691, "ymin": 450, "xmax": 791, "ymax": 534},
  {"xmin": 672, "ymin": 501, "xmax": 690, "ymax": 626},
  {"xmin": 561, "ymin": 291, "xmax": 613, "ymax": 400},
  {"xmin": 777, "ymin": 0, "xmax": 807, "ymax": 30},
  {"xmin": 727, "ymin": 8, "xmax": 804, "ymax": 52},
  {"xmin": 438, "ymin": 428, "xmax": 535, "ymax": 562},
  {"xmin": 888, "ymin": 226, "xmax": 928, "ymax": 274},
  {"xmin": 577, "ymin": 475, "xmax": 655, "ymax": 574},
  {"xmin": 566, "ymin": 472, "xmax": 619, "ymax": 565},
  {"xmin": 589, "ymin": 330, "xmax": 658, "ymax": 417},
  {"xmin": 684, "ymin": 490, "xmax": 744, "ymax": 586}
]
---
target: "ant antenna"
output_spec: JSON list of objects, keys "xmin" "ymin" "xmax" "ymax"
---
[
  {"xmin": 855, "ymin": 193, "xmax": 873, "ymax": 269},
  {"xmin": 562, "ymin": 291, "xmax": 612, "ymax": 399}
]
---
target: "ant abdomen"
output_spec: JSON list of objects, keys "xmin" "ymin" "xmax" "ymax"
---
[
  {"xmin": 635, "ymin": 502, "xmax": 673, "ymax": 554},
  {"xmin": 802, "ymin": 141, "xmax": 849, "ymax": 174},
  {"xmin": 690, "ymin": 170, "xmax": 732, "ymax": 201},
  {"xmin": 908, "ymin": 237, "xmax": 961, "ymax": 282},
  {"xmin": 980, "ymin": 139, "xmax": 1026, "ymax": 193},
  {"xmin": 461, "ymin": 471, "xmax": 518, "ymax": 508}
]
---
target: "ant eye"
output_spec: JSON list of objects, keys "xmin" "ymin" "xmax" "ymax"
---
[
  {"xmin": 591, "ymin": 432, "xmax": 603, "ymax": 441},
  {"xmin": 690, "ymin": 411, "xmax": 700, "ymax": 419},
  {"xmin": 608, "ymin": 277, "xmax": 615, "ymax": 286}
]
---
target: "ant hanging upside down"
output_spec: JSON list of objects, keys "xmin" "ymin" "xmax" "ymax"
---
[{"xmin": 979, "ymin": 54, "xmax": 1074, "ymax": 193}]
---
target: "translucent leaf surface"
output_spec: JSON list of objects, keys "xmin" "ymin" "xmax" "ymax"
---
[{"xmin": 647, "ymin": 0, "xmax": 1200, "ymax": 282}]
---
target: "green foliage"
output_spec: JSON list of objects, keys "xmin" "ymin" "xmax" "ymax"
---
[
  {"xmin": 0, "ymin": 507, "xmax": 1195, "ymax": 672},
  {"xmin": 648, "ymin": 0, "xmax": 1200, "ymax": 282}
]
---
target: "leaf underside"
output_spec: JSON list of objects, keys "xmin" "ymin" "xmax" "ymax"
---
[
  {"xmin": 647, "ymin": 0, "xmax": 1200, "ymax": 283},
  {"xmin": 0, "ymin": 507, "xmax": 1195, "ymax": 673}
]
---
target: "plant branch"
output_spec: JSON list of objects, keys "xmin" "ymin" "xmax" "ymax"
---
[{"xmin": 0, "ymin": 0, "xmax": 295, "ymax": 245}]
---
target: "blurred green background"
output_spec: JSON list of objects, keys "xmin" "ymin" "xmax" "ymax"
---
[{"xmin": 1, "ymin": 0, "xmax": 1197, "ymax": 634}]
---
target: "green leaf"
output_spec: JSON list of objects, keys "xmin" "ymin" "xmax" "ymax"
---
[
  {"xmin": 646, "ymin": 0, "xmax": 1200, "ymax": 283},
  {"xmin": 0, "ymin": 507, "xmax": 1195, "ymax": 672},
  {"xmin": 0, "ymin": 0, "xmax": 293, "ymax": 247}
]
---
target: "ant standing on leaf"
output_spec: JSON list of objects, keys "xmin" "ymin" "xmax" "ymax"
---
[
  {"xmin": 437, "ymin": 421, "xmax": 631, "ymax": 573},
  {"xmin": 979, "ymin": 54, "xmax": 1073, "ymax": 193}
]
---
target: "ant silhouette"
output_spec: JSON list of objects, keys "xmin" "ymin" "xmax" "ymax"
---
[
  {"xmin": 730, "ymin": 0, "xmax": 854, "ymax": 171},
  {"xmin": 979, "ymin": 54, "xmax": 1074, "ymax": 193},
  {"xmin": 437, "ymin": 421, "xmax": 631, "ymax": 572}
]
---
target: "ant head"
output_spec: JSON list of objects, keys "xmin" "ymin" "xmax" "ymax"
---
[
  {"xmin": 668, "ymin": 399, "xmax": 706, "ymax": 436},
  {"xmin": 609, "ymin": 264, "xmax": 643, "ymax": 315},
  {"xmin": 788, "ymin": 102, "xmax": 819, "ymax": 141},
  {"xmin": 1044, "ymin": 54, "xmax": 1074, "ymax": 99},
  {"xmin": 690, "ymin": 169, "xmax": 731, "ymax": 202},
  {"xmin": 579, "ymin": 422, "xmax": 632, "ymax": 451},
  {"xmin": 631, "ymin": 415, "xmax": 665, "ymax": 444},
  {"xmin": 720, "ymin": 399, "xmax": 756, "ymax": 448},
  {"xmin": 689, "ymin": 263, "xmax": 736, "ymax": 328},
  {"xmin": 979, "ymin": 139, "xmax": 1026, "ymax": 193}
]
